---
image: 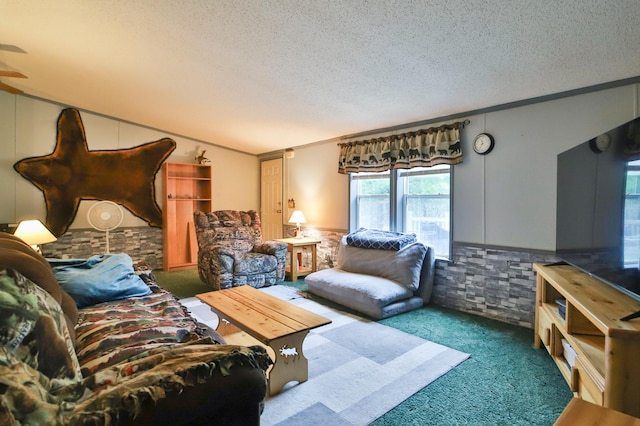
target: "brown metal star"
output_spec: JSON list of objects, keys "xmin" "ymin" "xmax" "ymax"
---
[{"xmin": 13, "ymin": 108, "xmax": 176, "ymax": 236}]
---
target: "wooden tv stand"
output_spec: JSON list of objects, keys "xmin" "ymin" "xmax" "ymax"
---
[{"xmin": 534, "ymin": 263, "xmax": 640, "ymax": 417}]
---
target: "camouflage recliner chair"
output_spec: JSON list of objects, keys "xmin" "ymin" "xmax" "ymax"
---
[{"xmin": 194, "ymin": 210, "xmax": 288, "ymax": 291}]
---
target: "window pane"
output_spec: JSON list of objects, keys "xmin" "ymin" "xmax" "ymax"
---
[
  {"xmin": 404, "ymin": 166, "xmax": 450, "ymax": 258},
  {"xmin": 354, "ymin": 172, "xmax": 390, "ymax": 231},
  {"xmin": 359, "ymin": 178, "xmax": 389, "ymax": 195},
  {"xmin": 624, "ymin": 160, "xmax": 640, "ymax": 266},
  {"xmin": 406, "ymin": 195, "xmax": 450, "ymax": 257},
  {"xmin": 350, "ymin": 166, "xmax": 451, "ymax": 258},
  {"xmin": 405, "ymin": 168, "xmax": 450, "ymax": 195},
  {"xmin": 358, "ymin": 196, "xmax": 390, "ymax": 230}
]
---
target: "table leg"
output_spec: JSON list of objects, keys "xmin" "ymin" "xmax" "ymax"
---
[
  {"xmin": 311, "ymin": 244, "xmax": 317, "ymax": 272},
  {"xmin": 290, "ymin": 246, "xmax": 300, "ymax": 281},
  {"xmin": 210, "ymin": 312, "xmax": 241, "ymax": 336},
  {"xmin": 267, "ymin": 330, "xmax": 309, "ymax": 395}
]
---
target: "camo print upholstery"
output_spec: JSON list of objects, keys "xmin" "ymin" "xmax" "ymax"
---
[{"xmin": 194, "ymin": 210, "xmax": 287, "ymax": 291}]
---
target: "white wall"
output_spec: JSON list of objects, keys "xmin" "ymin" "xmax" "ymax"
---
[
  {"xmin": 287, "ymin": 83, "xmax": 640, "ymax": 252},
  {"xmin": 1, "ymin": 94, "xmax": 260, "ymax": 228},
  {"xmin": 456, "ymin": 85, "xmax": 638, "ymax": 251},
  {"xmin": 284, "ymin": 142, "xmax": 349, "ymax": 230},
  {"xmin": 4, "ymin": 83, "xmax": 639, "ymax": 253}
]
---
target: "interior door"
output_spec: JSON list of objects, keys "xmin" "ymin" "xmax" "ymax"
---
[{"xmin": 260, "ymin": 158, "xmax": 283, "ymax": 240}]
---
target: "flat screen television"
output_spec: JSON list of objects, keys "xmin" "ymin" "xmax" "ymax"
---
[{"xmin": 556, "ymin": 116, "xmax": 640, "ymax": 321}]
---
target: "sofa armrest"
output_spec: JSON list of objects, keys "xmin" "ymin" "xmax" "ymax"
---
[
  {"xmin": 134, "ymin": 363, "xmax": 267, "ymax": 425},
  {"xmin": 415, "ymin": 245, "xmax": 436, "ymax": 304},
  {"xmin": 253, "ymin": 241, "xmax": 288, "ymax": 256},
  {"xmin": 75, "ymin": 343, "xmax": 271, "ymax": 425},
  {"xmin": 199, "ymin": 244, "xmax": 236, "ymax": 271},
  {"xmin": 253, "ymin": 241, "xmax": 288, "ymax": 282},
  {"xmin": 0, "ymin": 343, "xmax": 271, "ymax": 426}
]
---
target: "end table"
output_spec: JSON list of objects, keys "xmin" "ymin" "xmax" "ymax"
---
[{"xmin": 275, "ymin": 237, "xmax": 321, "ymax": 281}]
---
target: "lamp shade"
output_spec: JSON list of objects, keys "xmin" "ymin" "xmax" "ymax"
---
[
  {"xmin": 14, "ymin": 220, "xmax": 57, "ymax": 245},
  {"xmin": 288, "ymin": 210, "xmax": 307, "ymax": 225}
]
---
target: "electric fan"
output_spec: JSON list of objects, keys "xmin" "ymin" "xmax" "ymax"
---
[{"xmin": 87, "ymin": 201, "xmax": 124, "ymax": 253}]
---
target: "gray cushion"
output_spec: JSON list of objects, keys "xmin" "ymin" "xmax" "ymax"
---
[
  {"xmin": 336, "ymin": 237, "xmax": 426, "ymax": 290},
  {"xmin": 305, "ymin": 268, "xmax": 413, "ymax": 318}
]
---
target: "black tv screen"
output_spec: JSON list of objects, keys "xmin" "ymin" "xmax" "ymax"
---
[{"xmin": 556, "ymin": 116, "xmax": 640, "ymax": 311}]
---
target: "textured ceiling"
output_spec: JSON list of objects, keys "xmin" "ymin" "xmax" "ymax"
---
[{"xmin": 2, "ymin": 1, "xmax": 640, "ymax": 154}]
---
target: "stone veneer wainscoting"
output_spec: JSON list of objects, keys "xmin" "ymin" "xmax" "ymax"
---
[
  {"xmin": 42, "ymin": 225, "xmax": 556, "ymax": 329},
  {"xmin": 284, "ymin": 226, "xmax": 346, "ymax": 271},
  {"xmin": 290, "ymin": 228, "xmax": 557, "ymax": 329},
  {"xmin": 41, "ymin": 227, "xmax": 163, "ymax": 269},
  {"xmin": 433, "ymin": 243, "xmax": 557, "ymax": 328}
]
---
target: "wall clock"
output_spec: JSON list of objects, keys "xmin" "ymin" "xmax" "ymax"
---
[
  {"xmin": 473, "ymin": 133, "xmax": 495, "ymax": 155},
  {"xmin": 589, "ymin": 133, "xmax": 611, "ymax": 153}
]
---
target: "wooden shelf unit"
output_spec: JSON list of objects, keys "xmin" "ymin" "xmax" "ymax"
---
[
  {"xmin": 534, "ymin": 263, "xmax": 640, "ymax": 417},
  {"xmin": 162, "ymin": 162, "xmax": 212, "ymax": 270}
]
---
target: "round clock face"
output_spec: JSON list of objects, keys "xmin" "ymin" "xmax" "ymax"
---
[{"xmin": 473, "ymin": 133, "xmax": 494, "ymax": 155}]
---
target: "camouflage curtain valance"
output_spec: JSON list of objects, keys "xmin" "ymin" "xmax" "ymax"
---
[{"xmin": 337, "ymin": 121, "xmax": 467, "ymax": 174}]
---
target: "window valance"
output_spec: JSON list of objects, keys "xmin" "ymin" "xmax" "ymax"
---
[{"xmin": 337, "ymin": 120, "xmax": 467, "ymax": 174}]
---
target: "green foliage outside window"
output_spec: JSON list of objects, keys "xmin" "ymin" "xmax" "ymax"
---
[
  {"xmin": 408, "ymin": 174, "xmax": 450, "ymax": 195},
  {"xmin": 359, "ymin": 179, "xmax": 389, "ymax": 195}
]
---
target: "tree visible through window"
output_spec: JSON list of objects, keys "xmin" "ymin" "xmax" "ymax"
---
[{"xmin": 351, "ymin": 165, "xmax": 451, "ymax": 258}]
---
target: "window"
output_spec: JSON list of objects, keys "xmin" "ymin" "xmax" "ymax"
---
[
  {"xmin": 624, "ymin": 160, "xmax": 640, "ymax": 267},
  {"xmin": 350, "ymin": 165, "xmax": 451, "ymax": 258}
]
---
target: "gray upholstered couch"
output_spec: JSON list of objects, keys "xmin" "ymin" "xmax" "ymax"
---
[{"xmin": 305, "ymin": 235, "xmax": 435, "ymax": 319}]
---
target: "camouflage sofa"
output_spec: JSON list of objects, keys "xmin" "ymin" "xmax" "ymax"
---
[{"xmin": 0, "ymin": 232, "xmax": 271, "ymax": 425}]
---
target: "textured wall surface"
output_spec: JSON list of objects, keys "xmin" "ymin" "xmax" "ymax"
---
[
  {"xmin": 44, "ymin": 226, "xmax": 558, "ymax": 329},
  {"xmin": 283, "ymin": 227, "xmax": 345, "ymax": 271},
  {"xmin": 296, "ymin": 230, "xmax": 558, "ymax": 329},
  {"xmin": 433, "ymin": 244, "xmax": 557, "ymax": 328},
  {"xmin": 43, "ymin": 227, "xmax": 163, "ymax": 270}
]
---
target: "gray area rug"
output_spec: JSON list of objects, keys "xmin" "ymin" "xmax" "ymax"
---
[{"xmin": 181, "ymin": 286, "xmax": 469, "ymax": 426}]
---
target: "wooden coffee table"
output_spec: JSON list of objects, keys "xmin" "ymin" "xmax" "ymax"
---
[{"xmin": 197, "ymin": 285, "xmax": 331, "ymax": 395}]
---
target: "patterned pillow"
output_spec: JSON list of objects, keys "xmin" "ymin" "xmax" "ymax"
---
[
  {"xmin": 346, "ymin": 228, "xmax": 417, "ymax": 250},
  {"xmin": 0, "ymin": 268, "xmax": 82, "ymax": 382}
]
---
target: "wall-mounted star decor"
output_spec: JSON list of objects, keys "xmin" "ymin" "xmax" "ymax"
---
[{"xmin": 13, "ymin": 108, "xmax": 176, "ymax": 236}]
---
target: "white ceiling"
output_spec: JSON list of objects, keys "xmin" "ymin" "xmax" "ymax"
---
[{"xmin": 2, "ymin": 1, "xmax": 640, "ymax": 155}]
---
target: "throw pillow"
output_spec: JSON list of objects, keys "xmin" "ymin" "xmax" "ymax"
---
[
  {"xmin": 49, "ymin": 253, "xmax": 151, "ymax": 308},
  {"xmin": 346, "ymin": 227, "xmax": 417, "ymax": 250},
  {"xmin": 337, "ymin": 237, "xmax": 427, "ymax": 290}
]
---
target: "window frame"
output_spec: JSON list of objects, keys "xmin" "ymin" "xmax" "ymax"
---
[{"xmin": 349, "ymin": 165, "xmax": 453, "ymax": 259}]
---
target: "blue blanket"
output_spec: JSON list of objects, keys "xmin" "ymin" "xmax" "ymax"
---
[
  {"xmin": 48, "ymin": 253, "xmax": 151, "ymax": 308},
  {"xmin": 346, "ymin": 228, "xmax": 417, "ymax": 251}
]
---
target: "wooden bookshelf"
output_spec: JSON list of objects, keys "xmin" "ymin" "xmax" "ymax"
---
[
  {"xmin": 534, "ymin": 263, "xmax": 640, "ymax": 417},
  {"xmin": 162, "ymin": 162, "xmax": 212, "ymax": 270}
]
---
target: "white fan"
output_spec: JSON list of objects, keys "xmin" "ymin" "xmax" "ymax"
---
[{"xmin": 87, "ymin": 201, "xmax": 124, "ymax": 253}]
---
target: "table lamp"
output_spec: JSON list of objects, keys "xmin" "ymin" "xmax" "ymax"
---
[
  {"xmin": 288, "ymin": 210, "xmax": 306, "ymax": 238},
  {"xmin": 13, "ymin": 219, "xmax": 57, "ymax": 253}
]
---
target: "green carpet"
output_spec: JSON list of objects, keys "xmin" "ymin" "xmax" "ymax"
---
[
  {"xmin": 152, "ymin": 268, "xmax": 210, "ymax": 299},
  {"xmin": 153, "ymin": 268, "xmax": 572, "ymax": 425}
]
